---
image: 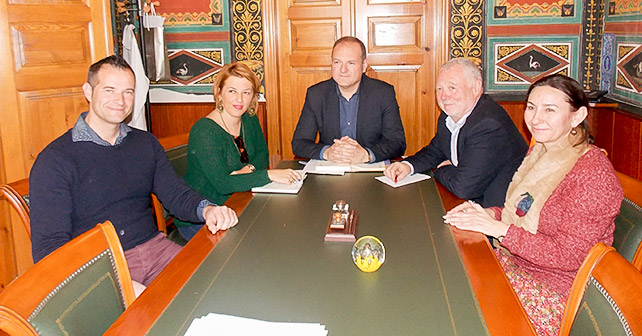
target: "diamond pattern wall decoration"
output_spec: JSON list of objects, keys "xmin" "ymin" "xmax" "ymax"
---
[
  {"xmin": 616, "ymin": 43, "xmax": 642, "ymax": 93},
  {"xmin": 167, "ymin": 49, "xmax": 224, "ymax": 86},
  {"xmin": 496, "ymin": 44, "xmax": 570, "ymax": 84}
]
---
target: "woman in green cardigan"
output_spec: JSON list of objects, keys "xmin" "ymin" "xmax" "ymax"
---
[{"xmin": 175, "ymin": 62, "xmax": 301, "ymax": 241}]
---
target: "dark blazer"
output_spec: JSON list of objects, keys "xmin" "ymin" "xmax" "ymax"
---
[
  {"xmin": 291, "ymin": 74, "xmax": 406, "ymax": 161},
  {"xmin": 405, "ymin": 94, "xmax": 528, "ymax": 207}
]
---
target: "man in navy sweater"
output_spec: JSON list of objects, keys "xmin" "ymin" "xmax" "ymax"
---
[{"xmin": 29, "ymin": 55, "xmax": 238, "ymax": 286}]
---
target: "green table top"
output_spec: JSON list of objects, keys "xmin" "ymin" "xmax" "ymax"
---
[{"xmin": 148, "ymin": 172, "xmax": 489, "ymax": 335}]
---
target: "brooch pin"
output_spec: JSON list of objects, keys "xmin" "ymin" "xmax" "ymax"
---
[{"xmin": 515, "ymin": 192, "xmax": 533, "ymax": 217}]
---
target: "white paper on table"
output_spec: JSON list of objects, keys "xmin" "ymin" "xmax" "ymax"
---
[
  {"xmin": 302, "ymin": 160, "xmax": 345, "ymax": 175},
  {"xmin": 350, "ymin": 161, "xmax": 386, "ymax": 172},
  {"xmin": 184, "ymin": 313, "xmax": 328, "ymax": 336},
  {"xmin": 303, "ymin": 159, "xmax": 386, "ymax": 175},
  {"xmin": 375, "ymin": 173, "xmax": 431, "ymax": 188},
  {"xmin": 251, "ymin": 171, "xmax": 307, "ymax": 194}
]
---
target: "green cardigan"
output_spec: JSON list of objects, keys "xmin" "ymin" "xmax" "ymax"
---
[{"xmin": 175, "ymin": 113, "xmax": 271, "ymax": 227}]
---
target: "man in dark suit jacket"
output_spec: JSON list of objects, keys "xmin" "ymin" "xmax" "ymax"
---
[
  {"xmin": 291, "ymin": 37, "xmax": 406, "ymax": 163},
  {"xmin": 385, "ymin": 58, "xmax": 527, "ymax": 207}
]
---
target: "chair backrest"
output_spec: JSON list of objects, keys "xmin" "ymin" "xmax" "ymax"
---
[
  {"xmin": 1, "ymin": 178, "xmax": 30, "ymax": 238},
  {"xmin": 613, "ymin": 172, "xmax": 642, "ymax": 270},
  {"xmin": 154, "ymin": 133, "xmax": 190, "ymax": 233},
  {"xmin": 158, "ymin": 133, "xmax": 189, "ymax": 178},
  {"xmin": 0, "ymin": 221, "xmax": 135, "ymax": 336},
  {"xmin": 559, "ymin": 242, "xmax": 642, "ymax": 336},
  {"xmin": 151, "ymin": 193, "xmax": 167, "ymax": 234}
]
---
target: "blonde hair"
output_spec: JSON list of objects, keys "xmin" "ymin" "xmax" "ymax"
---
[{"xmin": 213, "ymin": 62, "xmax": 261, "ymax": 116}]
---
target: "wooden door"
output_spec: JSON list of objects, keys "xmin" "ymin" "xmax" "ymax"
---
[
  {"xmin": 263, "ymin": 0, "xmax": 448, "ymax": 160},
  {"xmin": 0, "ymin": 0, "xmax": 113, "ymax": 284}
]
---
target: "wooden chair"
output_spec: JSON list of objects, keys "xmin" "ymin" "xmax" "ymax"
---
[
  {"xmin": 1, "ymin": 178, "xmax": 30, "ymax": 238},
  {"xmin": 0, "ymin": 221, "xmax": 134, "ymax": 336},
  {"xmin": 613, "ymin": 172, "xmax": 642, "ymax": 270},
  {"xmin": 1, "ymin": 178, "xmax": 169, "ymax": 238},
  {"xmin": 559, "ymin": 242, "xmax": 642, "ymax": 335},
  {"xmin": 151, "ymin": 193, "xmax": 167, "ymax": 234}
]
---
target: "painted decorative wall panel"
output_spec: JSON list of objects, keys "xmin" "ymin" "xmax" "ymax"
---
[
  {"xmin": 132, "ymin": 0, "xmax": 265, "ymax": 100},
  {"xmin": 486, "ymin": 0, "xmax": 582, "ymax": 25},
  {"xmin": 486, "ymin": 37, "xmax": 579, "ymax": 91},
  {"xmin": 601, "ymin": 0, "xmax": 642, "ymax": 106},
  {"xmin": 449, "ymin": 0, "xmax": 483, "ymax": 65},
  {"xmin": 613, "ymin": 38, "xmax": 642, "ymax": 104}
]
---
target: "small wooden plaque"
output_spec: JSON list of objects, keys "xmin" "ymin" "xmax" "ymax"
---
[{"xmin": 324, "ymin": 210, "xmax": 358, "ymax": 242}]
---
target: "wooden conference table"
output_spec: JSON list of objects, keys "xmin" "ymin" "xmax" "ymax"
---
[{"xmin": 106, "ymin": 166, "xmax": 535, "ymax": 335}]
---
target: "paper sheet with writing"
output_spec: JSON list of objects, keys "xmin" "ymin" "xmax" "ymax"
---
[
  {"xmin": 251, "ymin": 171, "xmax": 306, "ymax": 194},
  {"xmin": 184, "ymin": 313, "xmax": 328, "ymax": 336},
  {"xmin": 375, "ymin": 173, "xmax": 431, "ymax": 188},
  {"xmin": 303, "ymin": 159, "xmax": 386, "ymax": 175}
]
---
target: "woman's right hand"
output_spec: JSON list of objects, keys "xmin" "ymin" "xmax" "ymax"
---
[{"xmin": 267, "ymin": 169, "xmax": 302, "ymax": 184}]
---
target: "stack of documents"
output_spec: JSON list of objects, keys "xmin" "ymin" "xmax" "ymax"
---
[
  {"xmin": 184, "ymin": 313, "xmax": 328, "ymax": 336},
  {"xmin": 251, "ymin": 171, "xmax": 306, "ymax": 194},
  {"xmin": 303, "ymin": 159, "xmax": 386, "ymax": 175}
]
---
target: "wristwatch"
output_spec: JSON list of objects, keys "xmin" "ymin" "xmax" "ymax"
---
[{"xmin": 246, "ymin": 164, "xmax": 256, "ymax": 172}]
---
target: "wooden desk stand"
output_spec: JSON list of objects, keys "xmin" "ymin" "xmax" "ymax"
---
[{"xmin": 324, "ymin": 210, "xmax": 358, "ymax": 242}]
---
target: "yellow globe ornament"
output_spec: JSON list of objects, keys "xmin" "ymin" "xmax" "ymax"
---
[{"xmin": 351, "ymin": 236, "xmax": 385, "ymax": 272}]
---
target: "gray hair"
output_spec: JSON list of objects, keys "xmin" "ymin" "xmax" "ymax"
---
[{"xmin": 440, "ymin": 58, "xmax": 482, "ymax": 83}]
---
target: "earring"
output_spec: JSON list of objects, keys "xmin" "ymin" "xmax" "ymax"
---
[
  {"xmin": 571, "ymin": 127, "xmax": 578, "ymax": 135},
  {"xmin": 218, "ymin": 104, "xmax": 223, "ymax": 112},
  {"xmin": 249, "ymin": 107, "xmax": 255, "ymax": 116}
]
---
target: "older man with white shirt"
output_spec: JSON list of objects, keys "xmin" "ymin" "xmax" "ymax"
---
[{"xmin": 385, "ymin": 58, "xmax": 528, "ymax": 207}]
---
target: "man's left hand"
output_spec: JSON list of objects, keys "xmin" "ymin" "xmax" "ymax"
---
[
  {"xmin": 342, "ymin": 137, "xmax": 370, "ymax": 163},
  {"xmin": 202, "ymin": 205, "xmax": 238, "ymax": 234}
]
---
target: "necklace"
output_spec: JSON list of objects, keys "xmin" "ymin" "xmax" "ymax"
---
[
  {"xmin": 218, "ymin": 111, "xmax": 240, "ymax": 136},
  {"xmin": 219, "ymin": 111, "xmax": 247, "ymax": 163}
]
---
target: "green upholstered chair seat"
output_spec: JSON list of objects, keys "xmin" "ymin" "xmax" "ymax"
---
[
  {"xmin": 613, "ymin": 197, "xmax": 642, "ymax": 263},
  {"xmin": 569, "ymin": 276, "xmax": 632, "ymax": 336},
  {"xmin": 29, "ymin": 250, "xmax": 128, "ymax": 336},
  {"xmin": 166, "ymin": 144, "xmax": 188, "ymax": 178}
]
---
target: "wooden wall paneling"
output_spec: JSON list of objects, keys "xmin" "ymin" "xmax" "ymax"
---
[
  {"xmin": 355, "ymin": 0, "xmax": 436, "ymax": 156},
  {"xmin": 275, "ymin": 0, "xmax": 348, "ymax": 159},
  {"xmin": 6, "ymin": 208, "xmax": 30, "ymax": 279},
  {"xmin": 262, "ymin": 0, "xmax": 281, "ymax": 161},
  {"xmin": 611, "ymin": 112, "xmax": 641, "ymax": 180},
  {"xmin": 149, "ymin": 102, "xmax": 268, "ymax": 141},
  {"xmin": 18, "ymin": 88, "xmax": 87, "ymax": 170},
  {"xmin": 497, "ymin": 101, "xmax": 530, "ymax": 141},
  {"xmin": 0, "ymin": 0, "xmax": 24, "ymax": 287},
  {"xmin": 374, "ymin": 68, "xmax": 424, "ymax": 152},
  {"xmin": 0, "ymin": 0, "xmax": 113, "ymax": 286},
  {"xmin": 0, "ymin": 146, "xmax": 16, "ymax": 289},
  {"xmin": 587, "ymin": 107, "xmax": 615, "ymax": 159},
  {"xmin": 285, "ymin": 67, "xmax": 332, "ymax": 150},
  {"xmin": 149, "ymin": 103, "xmax": 212, "ymax": 138}
]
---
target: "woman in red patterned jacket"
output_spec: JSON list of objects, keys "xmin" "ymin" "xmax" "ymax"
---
[{"xmin": 443, "ymin": 74, "xmax": 623, "ymax": 335}]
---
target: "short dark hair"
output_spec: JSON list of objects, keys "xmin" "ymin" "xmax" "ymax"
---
[
  {"xmin": 332, "ymin": 36, "xmax": 367, "ymax": 61},
  {"xmin": 87, "ymin": 55, "xmax": 134, "ymax": 86},
  {"xmin": 526, "ymin": 74, "xmax": 591, "ymax": 146}
]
